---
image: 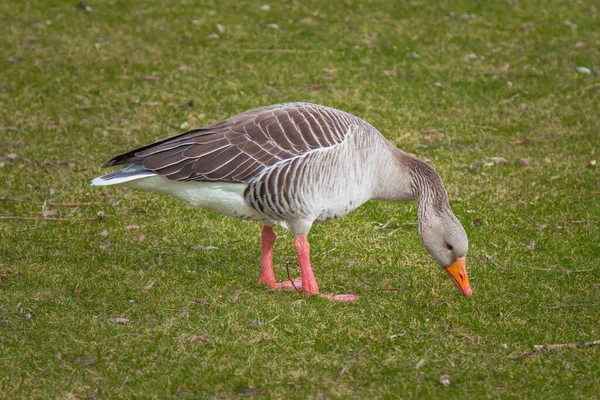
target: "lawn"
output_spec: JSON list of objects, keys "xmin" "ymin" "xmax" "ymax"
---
[{"xmin": 1, "ymin": 0, "xmax": 599, "ymax": 398}]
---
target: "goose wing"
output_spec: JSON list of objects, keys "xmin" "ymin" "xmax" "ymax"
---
[{"xmin": 102, "ymin": 103, "xmax": 359, "ymax": 182}]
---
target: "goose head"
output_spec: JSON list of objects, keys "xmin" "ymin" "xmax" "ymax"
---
[{"xmin": 418, "ymin": 212, "xmax": 471, "ymax": 296}]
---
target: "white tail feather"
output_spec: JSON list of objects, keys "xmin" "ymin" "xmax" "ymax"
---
[{"xmin": 91, "ymin": 165, "xmax": 155, "ymax": 186}]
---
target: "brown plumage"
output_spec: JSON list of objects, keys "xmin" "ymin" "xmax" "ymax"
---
[{"xmin": 102, "ymin": 103, "xmax": 364, "ymax": 183}]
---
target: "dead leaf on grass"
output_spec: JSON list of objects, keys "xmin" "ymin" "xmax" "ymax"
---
[
  {"xmin": 191, "ymin": 335, "xmax": 208, "ymax": 344},
  {"xmin": 310, "ymin": 84, "xmax": 328, "ymax": 96},
  {"xmin": 237, "ymin": 387, "xmax": 265, "ymax": 395},
  {"xmin": 100, "ymin": 241, "xmax": 112, "ymax": 250},
  {"xmin": 498, "ymin": 64, "xmax": 510, "ymax": 73},
  {"xmin": 190, "ymin": 244, "xmax": 219, "ymax": 250},
  {"xmin": 109, "ymin": 317, "xmax": 129, "ymax": 324},
  {"xmin": 139, "ymin": 76, "xmax": 161, "ymax": 82},
  {"xmin": 249, "ymin": 320, "xmax": 263, "ymax": 328},
  {"xmin": 42, "ymin": 160, "xmax": 70, "ymax": 167},
  {"xmin": 499, "ymin": 92, "xmax": 519, "ymax": 104},
  {"xmin": 323, "ymin": 68, "xmax": 338, "ymax": 80},
  {"xmin": 142, "ymin": 280, "xmax": 155, "ymax": 292},
  {"xmin": 135, "ymin": 234, "xmax": 146, "ymax": 244},
  {"xmin": 394, "ymin": 132, "xmax": 411, "ymax": 143},
  {"xmin": 439, "ymin": 374, "xmax": 453, "ymax": 387},
  {"xmin": 40, "ymin": 210, "xmax": 58, "ymax": 217},
  {"xmin": 74, "ymin": 288, "xmax": 83, "ymax": 297},
  {"xmin": 74, "ymin": 358, "xmax": 96, "ymax": 365},
  {"xmin": 525, "ymin": 240, "xmax": 535, "ymax": 251},
  {"xmin": 471, "ymin": 218, "xmax": 486, "ymax": 226}
]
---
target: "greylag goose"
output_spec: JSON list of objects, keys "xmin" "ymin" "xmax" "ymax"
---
[{"xmin": 92, "ymin": 103, "xmax": 471, "ymax": 301}]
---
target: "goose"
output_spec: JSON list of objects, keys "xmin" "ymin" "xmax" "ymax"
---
[{"xmin": 91, "ymin": 102, "xmax": 471, "ymax": 301}]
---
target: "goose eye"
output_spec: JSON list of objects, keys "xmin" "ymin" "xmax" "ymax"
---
[{"xmin": 446, "ymin": 244, "xmax": 453, "ymax": 251}]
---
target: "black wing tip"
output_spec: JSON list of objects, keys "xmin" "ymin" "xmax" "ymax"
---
[
  {"xmin": 101, "ymin": 159, "xmax": 117, "ymax": 168},
  {"xmin": 101, "ymin": 155, "xmax": 128, "ymax": 168},
  {"xmin": 101, "ymin": 152, "xmax": 140, "ymax": 168},
  {"xmin": 99, "ymin": 129, "xmax": 208, "ymax": 169}
]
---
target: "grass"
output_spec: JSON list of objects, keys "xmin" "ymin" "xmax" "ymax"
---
[{"xmin": 1, "ymin": 0, "xmax": 599, "ymax": 398}]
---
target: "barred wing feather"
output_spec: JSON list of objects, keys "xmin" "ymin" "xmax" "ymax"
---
[{"xmin": 102, "ymin": 103, "xmax": 361, "ymax": 183}]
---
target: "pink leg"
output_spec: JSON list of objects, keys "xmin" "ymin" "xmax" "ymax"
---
[
  {"xmin": 257, "ymin": 226, "xmax": 277, "ymax": 287},
  {"xmin": 293, "ymin": 237, "xmax": 358, "ymax": 301},
  {"xmin": 259, "ymin": 233, "xmax": 358, "ymax": 302},
  {"xmin": 294, "ymin": 237, "xmax": 320, "ymax": 294}
]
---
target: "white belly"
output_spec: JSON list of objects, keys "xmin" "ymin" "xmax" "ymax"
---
[
  {"xmin": 313, "ymin": 193, "xmax": 367, "ymax": 223},
  {"xmin": 124, "ymin": 176, "xmax": 266, "ymax": 221}
]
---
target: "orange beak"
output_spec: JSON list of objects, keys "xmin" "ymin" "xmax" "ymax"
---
[{"xmin": 444, "ymin": 257, "xmax": 472, "ymax": 296}]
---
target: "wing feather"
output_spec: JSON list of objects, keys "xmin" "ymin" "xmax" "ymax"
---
[{"xmin": 101, "ymin": 103, "xmax": 366, "ymax": 183}]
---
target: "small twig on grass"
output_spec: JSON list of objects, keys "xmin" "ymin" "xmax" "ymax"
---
[
  {"xmin": 285, "ymin": 263, "xmax": 302, "ymax": 296},
  {"xmin": 509, "ymin": 339, "xmax": 600, "ymax": 360},
  {"xmin": 0, "ymin": 216, "xmax": 100, "ymax": 222},
  {"xmin": 235, "ymin": 48, "xmax": 321, "ymax": 53},
  {"xmin": 534, "ymin": 340, "xmax": 600, "ymax": 352},
  {"xmin": 47, "ymin": 202, "xmax": 103, "ymax": 207},
  {"xmin": 119, "ymin": 376, "xmax": 130, "ymax": 391}
]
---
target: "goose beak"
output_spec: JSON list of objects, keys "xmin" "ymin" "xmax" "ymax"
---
[{"xmin": 444, "ymin": 257, "xmax": 472, "ymax": 296}]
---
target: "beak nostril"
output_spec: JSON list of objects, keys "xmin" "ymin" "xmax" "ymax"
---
[{"xmin": 445, "ymin": 257, "xmax": 469, "ymax": 296}]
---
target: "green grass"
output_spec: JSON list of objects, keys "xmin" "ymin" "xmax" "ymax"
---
[{"xmin": 1, "ymin": 0, "xmax": 599, "ymax": 398}]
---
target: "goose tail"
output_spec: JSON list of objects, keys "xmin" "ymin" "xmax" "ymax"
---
[{"xmin": 91, "ymin": 165, "xmax": 155, "ymax": 186}]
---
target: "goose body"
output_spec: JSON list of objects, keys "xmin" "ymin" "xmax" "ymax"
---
[{"xmin": 92, "ymin": 103, "xmax": 471, "ymax": 300}]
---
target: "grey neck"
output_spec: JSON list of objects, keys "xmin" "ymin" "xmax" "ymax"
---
[
  {"xmin": 374, "ymin": 145, "xmax": 451, "ymax": 220},
  {"xmin": 408, "ymin": 157, "xmax": 451, "ymax": 221}
]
